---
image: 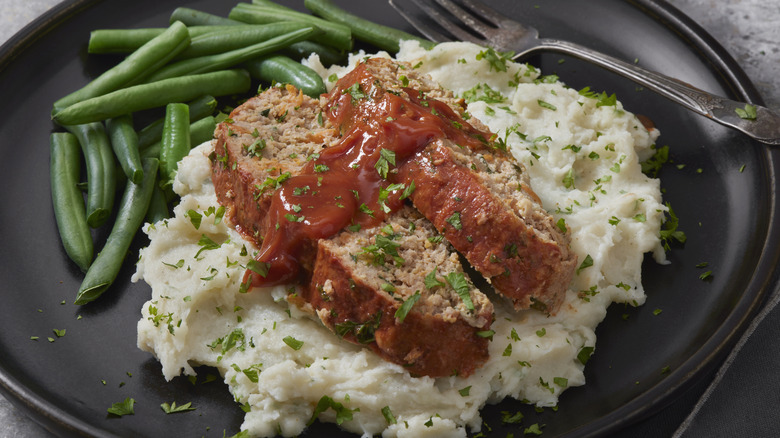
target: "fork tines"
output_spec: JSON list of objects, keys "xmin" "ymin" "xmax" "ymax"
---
[{"xmin": 389, "ymin": 0, "xmax": 505, "ymax": 45}]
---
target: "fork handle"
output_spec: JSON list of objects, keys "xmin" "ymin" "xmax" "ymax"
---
[{"xmin": 527, "ymin": 38, "xmax": 780, "ymax": 145}]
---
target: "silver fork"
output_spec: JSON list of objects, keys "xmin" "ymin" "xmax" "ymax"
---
[{"xmin": 389, "ymin": 0, "xmax": 780, "ymax": 146}]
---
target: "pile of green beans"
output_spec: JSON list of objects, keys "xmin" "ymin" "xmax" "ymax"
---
[{"xmin": 50, "ymin": 0, "xmax": 434, "ymax": 305}]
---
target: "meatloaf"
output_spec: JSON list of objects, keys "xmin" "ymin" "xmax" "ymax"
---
[
  {"xmin": 325, "ymin": 58, "xmax": 577, "ymax": 313},
  {"xmin": 210, "ymin": 57, "xmax": 576, "ymax": 376},
  {"xmin": 211, "ymin": 84, "xmax": 493, "ymax": 377}
]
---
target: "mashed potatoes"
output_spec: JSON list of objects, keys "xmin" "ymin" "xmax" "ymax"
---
[{"xmin": 134, "ymin": 41, "xmax": 665, "ymax": 437}]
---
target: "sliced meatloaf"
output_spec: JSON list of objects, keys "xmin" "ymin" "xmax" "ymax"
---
[
  {"xmin": 211, "ymin": 84, "xmax": 336, "ymax": 248},
  {"xmin": 297, "ymin": 206, "xmax": 493, "ymax": 378},
  {"xmin": 211, "ymin": 84, "xmax": 493, "ymax": 377},
  {"xmin": 210, "ymin": 56, "xmax": 577, "ymax": 376},
  {"xmin": 396, "ymin": 138, "xmax": 577, "ymax": 313},
  {"xmin": 327, "ymin": 58, "xmax": 577, "ymax": 313}
]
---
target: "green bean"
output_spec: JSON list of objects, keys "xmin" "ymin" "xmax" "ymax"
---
[
  {"xmin": 64, "ymin": 123, "xmax": 116, "ymax": 228},
  {"xmin": 246, "ymin": 55, "xmax": 326, "ymax": 97},
  {"xmin": 170, "ymin": 7, "xmax": 242, "ymax": 27},
  {"xmin": 87, "ymin": 26, "xmax": 260, "ymax": 54},
  {"xmin": 143, "ymin": 27, "xmax": 316, "ymax": 83},
  {"xmin": 87, "ymin": 28, "xmax": 166, "ymax": 54},
  {"xmin": 74, "ymin": 158, "xmax": 159, "ymax": 305},
  {"xmin": 52, "ymin": 69, "xmax": 251, "ymax": 126},
  {"xmin": 106, "ymin": 114, "xmax": 143, "ymax": 184},
  {"xmin": 229, "ymin": 3, "xmax": 352, "ymax": 51},
  {"xmin": 50, "ymin": 133, "xmax": 93, "ymax": 272},
  {"xmin": 304, "ymin": 0, "xmax": 435, "ymax": 53},
  {"xmin": 250, "ymin": 0, "xmax": 297, "ymax": 11},
  {"xmin": 282, "ymin": 40, "xmax": 345, "ymax": 66},
  {"xmin": 145, "ymin": 185, "xmax": 170, "ymax": 224},
  {"xmin": 137, "ymin": 94, "xmax": 217, "ymax": 148},
  {"xmin": 54, "ymin": 21, "xmax": 190, "ymax": 113},
  {"xmin": 141, "ymin": 116, "xmax": 217, "ymax": 160},
  {"xmin": 177, "ymin": 22, "xmax": 313, "ymax": 60},
  {"xmin": 159, "ymin": 103, "xmax": 191, "ymax": 189}
]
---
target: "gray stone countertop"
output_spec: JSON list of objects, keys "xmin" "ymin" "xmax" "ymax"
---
[{"xmin": 0, "ymin": 1, "xmax": 778, "ymax": 437}]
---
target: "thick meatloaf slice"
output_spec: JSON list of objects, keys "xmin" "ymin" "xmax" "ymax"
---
[
  {"xmin": 340, "ymin": 58, "xmax": 577, "ymax": 313},
  {"xmin": 299, "ymin": 206, "xmax": 493, "ymax": 378},
  {"xmin": 211, "ymin": 84, "xmax": 337, "ymax": 248}
]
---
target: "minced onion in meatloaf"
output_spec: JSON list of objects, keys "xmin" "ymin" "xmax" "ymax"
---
[{"xmin": 210, "ymin": 58, "xmax": 576, "ymax": 377}]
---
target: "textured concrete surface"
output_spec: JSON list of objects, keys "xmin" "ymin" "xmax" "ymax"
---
[
  {"xmin": 0, "ymin": 1, "xmax": 778, "ymax": 437},
  {"xmin": 669, "ymin": 0, "xmax": 779, "ymax": 108}
]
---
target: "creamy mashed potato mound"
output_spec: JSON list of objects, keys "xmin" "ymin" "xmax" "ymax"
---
[{"xmin": 134, "ymin": 41, "xmax": 665, "ymax": 437}]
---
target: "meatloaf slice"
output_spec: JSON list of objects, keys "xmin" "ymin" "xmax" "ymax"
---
[
  {"xmin": 211, "ymin": 84, "xmax": 337, "ymax": 248},
  {"xmin": 396, "ymin": 139, "xmax": 576, "ymax": 313},
  {"xmin": 298, "ymin": 206, "xmax": 493, "ymax": 378}
]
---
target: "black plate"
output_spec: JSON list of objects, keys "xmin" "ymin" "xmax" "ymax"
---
[{"xmin": 1, "ymin": 0, "xmax": 778, "ymax": 437}]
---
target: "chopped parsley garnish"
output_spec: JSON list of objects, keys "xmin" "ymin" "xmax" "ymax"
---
[
  {"xmin": 556, "ymin": 218, "xmax": 568, "ymax": 233},
  {"xmin": 400, "ymin": 180, "xmax": 416, "ymax": 200},
  {"xmin": 444, "ymin": 272, "xmax": 474, "ymax": 310},
  {"xmin": 161, "ymin": 401, "xmax": 195, "ymax": 414},
  {"xmin": 537, "ymin": 100, "xmax": 557, "ymax": 111},
  {"xmin": 576, "ymin": 254, "xmax": 594, "ymax": 274},
  {"xmin": 424, "ymin": 268, "xmax": 445, "ymax": 289},
  {"xmin": 361, "ymin": 234, "xmax": 404, "ymax": 266},
  {"xmin": 476, "ymin": 47, "xmax": 513, "ymax": 72},
  {"xmin": 476, "ymin": 330, "xmax": 495, "ymax": 339},
  {"xmin": 107, "ymin": 398, "xmax": 135, "ymax": 416},
  {"xmin": 641, "ymin": 145, "xmax": 669, "ymax": 177},
  {"xmin": 502, "ymin": 343, "xmax": 513, "ymax": 357},
  {"xmin": 394, "ymin": 291, "xmax": 420, "ymax": 323},
  {"xmin": 282, "ymin": 336, "xmax": 304, "ymax": 350},
  {"xmin": 285, "ymin": 213, "xmax": 304, "ymax": 222},
  {"xmin": 247, "ymin": 260, "xmax": 270, "ymax": 278},
  {"xmin": 458, "ymin": 386, "xmax": 472, "ymax": 396},
  {"xmin": 735, "ymin": 104, "xmax": 757, "ymax": 120},
  {"xmin": 195, "ymin": 234, "xmax": 222, "ymax": 258},
  {"xmin": 255, "ymin": 172, "xmax": 292, "ymax": 198},
  {"xmin": 562, "ymin": 168, "xmax": 575, "ymax": 189},
  {"xmin": 577, "ymin": 346, "xmax": 594, "ymax": 365},
  {"xmin": 501, "ymin": 410, "xmax": 524, "ymax": 424},
  {"xmin": 381, "ymin": 406, "xmax": 397, "ymax": 424},
  {"xmin": 308, "ymin": 395, "xmax": 356, "ymax": 426},
  {"xmin": 359, "ymin": 203, "xmax": 375, "ymax": 217},
  {"xmin": 462, "ymin": 83, "xmax": 506, "ymax": 104},
  {"xmin": 244, "ymin": 138, "xmax": 266, "ymax": 158},
  {"xmin": 660, "ymin": 202, "xmax": 686, "ymax": 250},
  {"xmin": 445, "ymin": 211, "xmax": 463, "ymax": 230},
  {"xmin": 344, "ymin": 82, "xmax": 368, "ymax": 103},
  {"xmin": 334, "ymin": 312, "xmax": 382, "ymax": 344},
  {"xmin": 186, "ymin": 209, "xmax": 202, "ymax": 229},
  {"xmin": 375, "ymin": 148, "xmax": 396, "ymax": 179}
]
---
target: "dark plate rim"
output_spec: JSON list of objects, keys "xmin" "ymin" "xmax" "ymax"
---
[{"xmin": 0, "ymin": 0, "xmax": 777, "ymax": 437}]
